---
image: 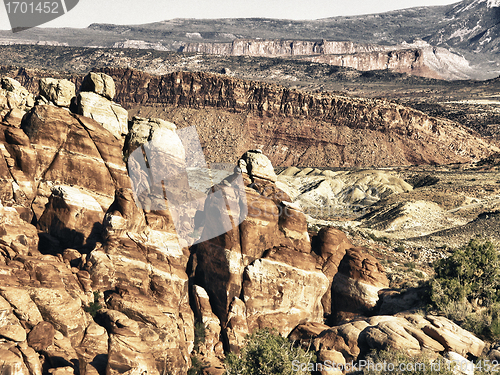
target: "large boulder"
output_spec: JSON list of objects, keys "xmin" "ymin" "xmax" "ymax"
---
[
  {"xmin": 310, "ymin": 313, "xmax": 484, "ymax": 366},
  {"xmin": 422, "ymin": 315, "xmax": 485, "ymax": 358},
  {"xmin": 39, "ymin": 78, "xmax": 75, "ymax": 108},
  {"xmin": 76, "ymin": 72, "xmax": 124, "ymax": 139},
  {"xmin": 238, "ymin": 149, "xmax": 277, "ymax": 182},
  {"xmin": 76, "ymin": 92, "xmax": 128, "ymax": 139},
  {"xmin": 332, "ymin": 247, "xmax": 389, "ymax": 319},
  {"xmin": 37, "ymin": 185, "xmax": 104, "ymax": 250},
  {"xmin": 124, "ymin": 116, "xmax": 177, "ymax": 160},
  {"xmin": 81, "ymin": 72, "xmax": 116, "ymax": 101},
  {"xmin": 0, "ymin": 77, "xmax": 34, "ymax": 126}
]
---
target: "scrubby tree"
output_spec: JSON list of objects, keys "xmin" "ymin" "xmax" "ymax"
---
[
  {"xmin": 431, "ymin": 239, "xmax": 500, "ymax": 309},
  {"xmin": 430, "ymin": 239, "xmax": 500, "ymax": 338},
  {"xmin": 225, "ymin": 328, "xmax": 316, "ymax": 375}
]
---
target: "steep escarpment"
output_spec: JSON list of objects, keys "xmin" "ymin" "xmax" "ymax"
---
[
  {"xmin": 179, "ymin": 39, "xmax": 472, "ymax": 80},
  {"xmin": 179, "ymin": 39, "xmax": 389, "ymax": 56},
  {"xmin": 97, "ymin": 67, "xmax": 497, "ymax": 167}
]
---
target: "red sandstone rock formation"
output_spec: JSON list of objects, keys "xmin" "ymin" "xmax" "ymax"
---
[{"xmin": 0, "ymin": 75, "xmax": 489, "ymax": 375}]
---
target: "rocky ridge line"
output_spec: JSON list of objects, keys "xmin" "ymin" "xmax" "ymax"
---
[{"xmin": 99, "ymin": 67, "xmax": 498, "ymax": 167}]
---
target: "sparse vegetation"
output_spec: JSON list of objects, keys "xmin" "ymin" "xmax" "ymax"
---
[
  {"xmin": 85, "ymin": 291, "xmax": 102, "ymax": 318},
  {"xmin": 188, "ymin": 322, "xmax": 209, "ymax": 375},
  {"xmin": 429, "ymin": 239, "xmax": 500, "ymax": 339},
  {"xmin": 404, "ymin": 262, "xmax": 415, "ymax": 270},
  {"xmin": 415, "ymin": 271, "xmax": 424, "ymax": 278},
  {"xmin": 395, "ymin": 245, "xmax": 405, "ymax": 253},
  {"xmin": 187, "ymin": 356, "xmax": 207, "ymax": 375},
  {"xmin": 193, "ymin": 321, "xmax": 206, "ymax": 353},
  {"xmin": 225, "ymin": 328, "xmax": 316, "ymax": 375},
  {"xmin": 367, "ymin": 232, "xmax": 391, "ymax": 244}
]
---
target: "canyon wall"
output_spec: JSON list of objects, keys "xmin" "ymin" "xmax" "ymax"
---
[
  {"xmin": 179, "ymin": 39, "xmax": 390, "ymax": 56},
  {"xmin": 178, "ymin": 39, "xmax": 472, "ymax": 80},
  {"xmin": 3, "ymin": 66, "xmax": 497, "ymax": 168},
  {"xmin": 95, "ymin": 67, "xmax": 496, "ymax": 167}
]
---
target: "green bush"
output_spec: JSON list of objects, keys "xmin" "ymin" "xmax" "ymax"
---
[
  {"xmin": 85, "ymin": 291, "xmax": 102, "ymax": 318},
  {"xmin": 429, "ymin": 239, "xmax": 500, "ymax": 338},
  {"xmin": 193, "ymin": 321, "xmax": 206, "ymax": 353},
  {"xmin": 461, "ymin": 303, "xmax": 500, "ymax": 340},
  {"xmin": 395, "ymin": 245, "xmax": 405, "ymax": 253},
  {"xmin": 187, "ymin": 356, "xmax": 207, "ymax": 375},
  {"xmin": 404, "ymin": 262, "xmax": 415, "ymax": 270},
  {"xmin": 431, "ymin": 239, "xmax": 500, "ymax": 310},
  {"xmin": 224, "ymin": 328, "xmax": 316, "ymax": 375}
]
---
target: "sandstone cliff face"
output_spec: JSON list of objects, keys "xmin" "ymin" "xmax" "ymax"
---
[
  {"xmin": 179, "ymin": 39, "xmax": 471, "ymax": 80},
  {"xmin": 180, "ymin": 39, "xmax": 389, "ymax": 57},
  {"xmin": 307, "ymin": 43, "xmax": 473, "ymax": 80},
  {"xmin": 98, "ymin": 67, "xmax": 498, "ymax": 168},
  {"xmin": 0, "ymin": 75, "xmax": 394, "ymax": 373},
  {"xmin": 191, "ymin": 150, "xmax": 391, "ymax": 353},
  {"xmin": 0, "ymin": 76, "xmax": 194, "ymax": 374}
]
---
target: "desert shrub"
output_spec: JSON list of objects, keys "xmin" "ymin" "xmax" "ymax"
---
[
  {"xmin": 461, "ymin": 303, "xmax": 500, "ymax": 340},
  {"xmin": 85, "ymin": 291, "xmax": 102, "ymax": 318},
  {"xmin": 187, "ymin": 356, "xmax": 207, "ymax": 375},
  {"xmin": 395, "ymin": 245, "xmax": 405, "ymax": 253},
  {"xmin": 368, "ymin": 233, "xmax": 390, "ymax": 244},
  {"xmin": 193, "ymin": 321, "xmax": 206, "ymax": 353},
  {"xmin": 431, "ymin": 239, "xmax": 500, "ymax": 309},
  {"xmin": 436, "ymin": 297, "xmax": 472, "ymax": 323},
  {"xmin": 429, "ymin": 239, "xmax": 500, "ymax": 338},
  {"xmin": 415, "ymin": 271, "xmax": 424, "ymax": 278},
  {"xmin": 404, "ymin": 262, "xmax": 415, "ymax": 270},
  {"xmin": 224, "ymin": 328, "xmax": 316, "ymax": 375}
]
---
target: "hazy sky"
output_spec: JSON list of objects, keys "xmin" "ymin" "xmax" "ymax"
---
[{"xmin": 0, "ymin": 0, "xmax": 461, "ymax": 30}]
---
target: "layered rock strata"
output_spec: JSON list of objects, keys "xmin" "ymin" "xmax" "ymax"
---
[
  {"xmin": 193, "ymin": 150, "xmax": 390, "ymax": 352},
  {"xmin": 179, "ymin": 39, "xmax": 471, "ymax": 80},
  {"xmin": 98, "ymin": 67, "xmax": 498, "ymax": 167},
  {"xmin": 0, "ymin": 76, "xmax": 193, "ymax": 374}
]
